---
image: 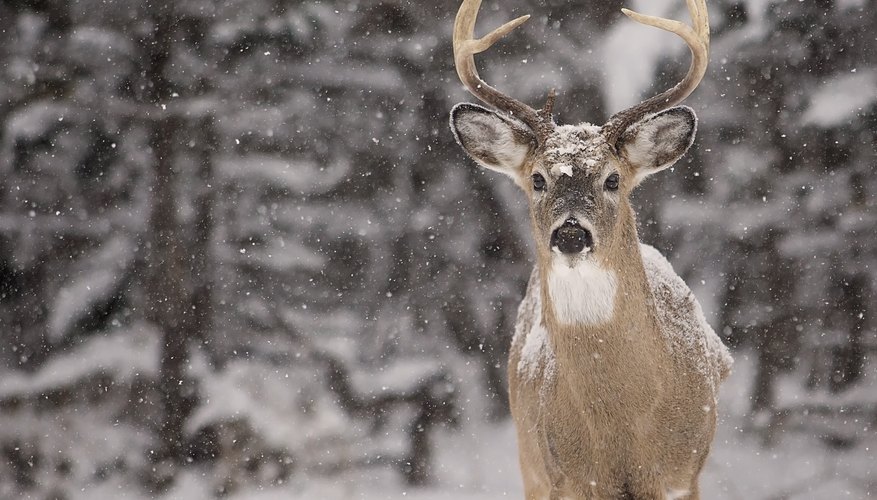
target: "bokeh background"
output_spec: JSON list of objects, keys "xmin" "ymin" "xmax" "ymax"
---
[{"xmin": 0, "ymin": 0, "xmax": 874, "ymax": 498}]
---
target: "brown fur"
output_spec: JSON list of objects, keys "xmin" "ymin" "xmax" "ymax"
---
[
  {"xmin": 504, "ymin": 141, "xmax": 728, "ymax": 499},
  {"xmin": 451, "ymin": 109, "xmax": 732, "ymax": 499},
  {"xmin": 450, "ymin": 1, "xmax": 726, "ymax": 494},
  {"xmin": 510, "ymin": 219, "xmax": 722, "ymax": 498}
]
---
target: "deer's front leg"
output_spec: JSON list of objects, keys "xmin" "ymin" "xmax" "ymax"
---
[{"xmin": 538, "ymin": 417, "xmax": 574, "ymax": 499}]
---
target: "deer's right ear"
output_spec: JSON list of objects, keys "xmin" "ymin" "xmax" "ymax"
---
[{"xmin": 450, "ymin": 103, "xmax": 536, "ymax": 180}]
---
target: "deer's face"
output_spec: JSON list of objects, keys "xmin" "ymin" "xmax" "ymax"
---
[
  {"xmin": 527, "ymin": 125, "xmax": 624, "ymax": 265},
  {"xmin": 451, "ymin": 104, "xmax": 696, "ymax": 268}
]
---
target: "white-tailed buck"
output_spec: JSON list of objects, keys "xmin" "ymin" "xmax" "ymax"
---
[{"xmin": 449, "ymin": 0, "xmax": 733, "ymax": 498}]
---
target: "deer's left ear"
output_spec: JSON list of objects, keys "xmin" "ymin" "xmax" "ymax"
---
[{"xmin": 617, "ymin": 106, "xmax": 697, "ymax": 184}]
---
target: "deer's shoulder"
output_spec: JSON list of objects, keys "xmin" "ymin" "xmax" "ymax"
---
[
  {"xmin": 511, "ymin": 269, "xmax": 556, "ymax": 383},
  {"xmin": 640, "ymin": 243, "xmax": 733, "ymax": 385}
]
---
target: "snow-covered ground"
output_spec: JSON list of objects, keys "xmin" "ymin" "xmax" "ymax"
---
[
  {"xmin": 702, "ymin": 353, "xmax": 875, "ymax": 499},
  {"xmin": 151, "ymin": 351, "xmax": 873, "ymax": 500},
  {"xmin": 9, "ymin": 347, "xmax": 872, "ymax": 500}
]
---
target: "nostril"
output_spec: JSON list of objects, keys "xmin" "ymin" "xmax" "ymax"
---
[{"xmin": 551, "ymin": 222, "xmax": 593, "ymax": 254}]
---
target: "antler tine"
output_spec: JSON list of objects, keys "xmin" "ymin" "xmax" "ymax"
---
[
  {"xmin": 453, "ymin": 0, "xmax": 554, "ymax": 140},
  {"xmin": 602, "ymin": 0, "xmax": 710, "ymax": 146}
]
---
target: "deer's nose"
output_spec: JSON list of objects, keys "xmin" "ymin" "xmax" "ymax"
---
[{"xmin": 551, "ymin": 220, "xmax": 593, "ymax": 254}]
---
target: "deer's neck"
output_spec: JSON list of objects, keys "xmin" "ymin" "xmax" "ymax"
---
[
  {"xmin": 539, "ymin": 243, "xmax": 653, "ymax": 335},
  {"xmin": 544, "ymin": 257, "xmax": 619, "ymax": 326},
  {"xmin": 536, "ymin": 215, "xmax": 663, "ymax": 390},
  {"xmin": 536, "ymin": 237, "xmax": 664, "ymax": 412},
  {"xmin": 540, "ymin": 209, "xmax": 653, "ymax": 329}
]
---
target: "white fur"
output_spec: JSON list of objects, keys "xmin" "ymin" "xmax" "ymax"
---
[
  {"xmin": 624, "ymin": 129, "xmax": 660, "ymax": 183},
  {"xmin": 666, "ymin": 489, "xmax": 690, "ymax": 500},
  {"xmin": 622, "ymin": 110, "xmax": 696, "ymax": 183},
  {"xmin": 451, "ymin": 108, "xmax": 530, "ymax": 175},
  {"xmin": 547, "ymin": 258, "xmax": 617, "ymax": 326},
  {"xmin": 480, "ymin": 127, "xmax": 530, "ymax": 172}
]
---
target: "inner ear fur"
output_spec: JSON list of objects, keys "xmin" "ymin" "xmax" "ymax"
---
[
  {"xmin": 617, "ymin": 106, "xmax": 697, "ymax": 184},
  {"xmin": 450, "ymin": 103, "xmax": 536, "ymax": 181}
]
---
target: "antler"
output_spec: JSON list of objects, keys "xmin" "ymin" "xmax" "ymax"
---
[
  {"xmin": 601, "ymin": 0, "xmax": 710, "ymax": 146},
  {"xmin": 453, "ymin": 0, "xmax": 555, "ymax": 141}
]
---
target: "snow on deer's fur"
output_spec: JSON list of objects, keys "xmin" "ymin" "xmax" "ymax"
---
[{"xmin": 448, "ymin": 0, "xmax": 733, "ymax": 498}]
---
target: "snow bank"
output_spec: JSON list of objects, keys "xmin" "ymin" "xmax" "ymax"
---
[
  {"xmin": 217, "ymin": 155, "xmax": 351, "ymax": 195},
  {"xmin": 801, "ymin": 70, "xmax": 877, "ymax": 127},
  {"xmin": 0, "ymin": 322, "xmax": 159, "ymax": 399},
  {"xmin": 186, "ymin": 352, "xmax": 349, "ymax": 453},
  {"xmin": 48, "ymin": 236, "xmax": 134, "ymax": 342},
  {"xmin": 5, "ymin": 100, "xmax": 68, "ymax": 141}
]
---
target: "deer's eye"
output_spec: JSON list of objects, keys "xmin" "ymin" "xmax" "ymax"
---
[
  {"xmin": 532, "ymin": 173, "xmax": 546, "ymax": 191},
  {"xmin": 604, "ymin": 173, "xmax": 620, "ymax": 191}
]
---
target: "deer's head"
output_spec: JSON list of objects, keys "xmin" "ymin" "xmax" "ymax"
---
[{"xmin": 449, "ymin": 0, "xmax": 709, "ymax": 273}]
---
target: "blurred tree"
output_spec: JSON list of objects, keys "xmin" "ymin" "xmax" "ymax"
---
[
  {"xmin": 652, "ymin": 0, "xmax": 876, "ymax": 437},
  {"xmin": 0, "ymin": 0, "xmax": 874, "ymax": 497}
]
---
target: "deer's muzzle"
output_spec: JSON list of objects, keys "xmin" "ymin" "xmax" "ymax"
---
[{"xmin": 551, "ymin": 219, "xmax": 593, "ymax": 254}]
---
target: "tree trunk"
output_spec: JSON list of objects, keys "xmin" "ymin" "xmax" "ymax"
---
[
  {"xmin": 141, "ymin": 3, "xmax": 200, "ymax": 465},
  {"xmin": 148, "ymin": 113, "xmax": 195, "ymax": 462}
]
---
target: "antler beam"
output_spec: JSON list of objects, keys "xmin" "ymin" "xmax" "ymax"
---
[
  {"xmin": 453, "ymin": 0, "xmax": 555, "ymax": 140},
  {"xmin": 602, "ymin": 0, "xmax": 710, "ymax": 145}
]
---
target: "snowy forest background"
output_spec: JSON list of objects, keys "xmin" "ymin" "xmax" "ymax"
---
[{"xmin": 0, "ymin": 0, "xmax": 874, "ymax": 498}]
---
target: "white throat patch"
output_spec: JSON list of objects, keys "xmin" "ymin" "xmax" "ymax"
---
[{"xmin": 547, "ymin": 258, "xmax": 617, "ymax": 326}]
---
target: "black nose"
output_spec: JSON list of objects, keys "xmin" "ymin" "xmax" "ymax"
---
[{"xmin": 551, "ymin": 220, "xmax": 593, "ymax": 254}]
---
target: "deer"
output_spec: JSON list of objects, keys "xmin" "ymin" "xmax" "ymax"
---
[{"xmin": 448, "ymin": 0, "xmax": 733, "ymax": 498}]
